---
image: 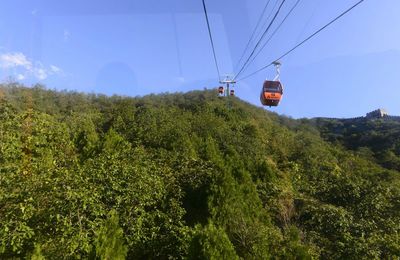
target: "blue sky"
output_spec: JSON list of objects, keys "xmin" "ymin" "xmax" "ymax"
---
[{"xmin": 0, "ymin": 0, "xmax": 399, "ymax": 118}]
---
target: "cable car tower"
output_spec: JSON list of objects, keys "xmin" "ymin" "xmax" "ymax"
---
[{"xmin": 218, "ymin": 75, "xmax": 236, "ymax": 97}]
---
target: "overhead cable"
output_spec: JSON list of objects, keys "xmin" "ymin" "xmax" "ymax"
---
[
  {"xmin": 238, "ymin": 0, "xmax": 366, "ymax": 81},
  {"xmin": 241, "ymin": 0, "xmax": 301, "ymax": 75},
  {"xmin": 234, "ymin": 0, "xmax": 287, "ymax": 80},
  {"xmin": 202, "ymin": 0, "xmax": 221, "ymax": 80},
  {"xmin": 235, "ymin": 0, "xmax": 273, "ymax": 70}
]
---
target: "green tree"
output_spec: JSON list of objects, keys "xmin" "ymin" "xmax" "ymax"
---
[
  {"xmin": 189, "ymin": 223, "xmax": 238, "ymax": 260},
  {"xmin": 95, "ymin": 210, "xmax": 128, "ymax": 260}
]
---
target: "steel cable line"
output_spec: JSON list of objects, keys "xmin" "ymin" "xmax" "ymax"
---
[
  {"xmin": 294, "ymin": 1, "xmax": 321, "ymax": 46},
  {"xmin": 249, "ymin": 0, "xmax": 280, "ymax": 55},
  {"xmin": 241, "ymin": 0, "xmax": 301, "ymax": 76},
  {"xmin": 238, "ymin": 0, "xmax": 366, "ymax": 81},
  {"xmin": 202, "ymin": 0, "xmax": 221, "ymax": 80},
  {"xmin": 235, "ymin": 0, "xmax": 281, "ymax": 72},
  {"xmin": 234, "ymin": 0, "xmax": 287, "ymax": 81},
  {"xmin": 235, "ymin": 0, "xmax": 285, "ymax": 79},
  {"xmin": 236, "ymin": 0, "xmax": 281, "ymax": 72},
  {"xmin": 235, "ymin": 0, "xmax": 273, "ymax": 71}
]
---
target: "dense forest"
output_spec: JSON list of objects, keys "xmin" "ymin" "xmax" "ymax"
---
[
  {"xmin": 312, "ymin": 117, "xmax": 400, "ymax": 172},
  {"xmin": 0, "ymin": 83, "xmax": 399, "ymax": 259}
]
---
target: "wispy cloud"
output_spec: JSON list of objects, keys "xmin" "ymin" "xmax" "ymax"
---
[
  {"xmin": 50, "ymin": 65, "xmax": 62, "ymax": 74},
  {"xmin": 16, "ymin": 74, "xmax": 25, "ymax": 81},
  {"xmin": 0, "ymin": 52, "xmax": 63, "ymax": 81},
  {"xmin": 0, "ymin": 52, "xmax": 32, "ymax": 70},
  {"xmin": 34, "ymin": 67, "xmax": 48, "ymax": 80}
]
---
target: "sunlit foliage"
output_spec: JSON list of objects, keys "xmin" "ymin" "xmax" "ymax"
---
[{"xmin": 0, "ymin": 84, "xmax": 399, "ymax": 259}]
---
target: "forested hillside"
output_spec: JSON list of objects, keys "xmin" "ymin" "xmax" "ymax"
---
[
  {"xmin": 312, "ymin": 117, "xmax": 400, "ymax": 172},
  {"xmin": 0, "ymin": 84, "xmax": 399, "ymax": 259}
]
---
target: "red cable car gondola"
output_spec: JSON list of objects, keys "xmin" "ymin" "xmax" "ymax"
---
[
  {"xmin": 260, "ymin": 61, "xmax": 283, "ymax": 107},
  {"xmin": 260, "ymin": 80, "xmax": 283, "ymax": 107},
  {"xmin": 218, "ymin": 86, "xmax": 224, "ymax": 95},
  {"xmin": 230, "ymin": 89, "xmax": 235, "ymax": 96}
]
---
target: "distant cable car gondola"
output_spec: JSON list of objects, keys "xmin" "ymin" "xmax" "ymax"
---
[
  {"xmin": 230, "ymin": 89, "xmax": 235, "ymax": 96},
  {"xmin": 218, "ymin": 86, "xmax": 224, "ymax": 95},
  {"xmin": 260, "ymin": 61, "xmax": 283, "ymax": 107}
]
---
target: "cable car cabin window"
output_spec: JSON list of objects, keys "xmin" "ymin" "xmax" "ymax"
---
[
  {"xmin": 263, "ymin": 81, "xmax": 283, "ymax": 93},
  {"xmin": 265, "ymin": 87, "xmax": 280, "ymax": 93}
]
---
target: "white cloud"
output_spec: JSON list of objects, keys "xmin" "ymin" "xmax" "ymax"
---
[
  {"xmin": 34, "ymin": 68, "xmax": 48, "ymax": 80},
  {"xmin": 0, "ymin": 52, "xmax": 63, "ymax": 81},
  {"xmin": 50, "ymin": 65, "xmax": 62, "ymax": 74},
  {"xmin": 0, "ymin": 52, "xmax": 32, "ymax": 70}
]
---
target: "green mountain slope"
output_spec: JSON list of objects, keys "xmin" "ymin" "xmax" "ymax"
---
[
  {"xmin": 311, "ymin": 116, "xmax": 400, "ymax": 171},
  {"xmin": 0, "ymin": 84, "xmax": 399, "ymax": 259}
]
